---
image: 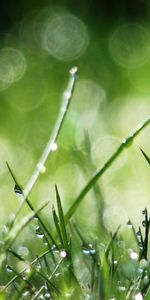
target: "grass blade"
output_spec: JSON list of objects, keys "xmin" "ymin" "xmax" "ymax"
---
[
  {"xmin": 52, "ymin": 205, "xmax": 63, "ymax": 247},
  {"xmin": 6, "ymin": 162, "xmax": 57, "ymax": 247},
  {"xmin": 55, "ymin": 185, "xmax": 68, "ymax": 251},
  {"xmin": 5, "ymin": 201, "xmax": 49, "ymax": 248},
  {"xmin": 65, "ymin": 117, "xmax": 150, "ymax": 221},
  {"xmin": 140, "ymin": 148, "xmax": 150, "ymax": 165},
  {"xmin": 24, "ymin": 67, "xmax": 78, "ymax": 200}
]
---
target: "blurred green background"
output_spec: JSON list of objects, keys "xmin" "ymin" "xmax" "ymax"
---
[{"xmin": 0, "ymin": 0, "xmax": 150, "ymax": 231}]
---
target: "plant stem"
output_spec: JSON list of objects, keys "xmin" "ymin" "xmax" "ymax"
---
[
  {"xmin": 23, "ymin": 67, "xmax": 78, "ymax": 199},
  {"xmin": 65, "ymin": 116, "xmax": 150, "ymax": 221}
]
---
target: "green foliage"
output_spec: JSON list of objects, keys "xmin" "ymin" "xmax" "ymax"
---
[{"xmin": 0, "ymin": 68, "xmax": 150, "ymax": 299}]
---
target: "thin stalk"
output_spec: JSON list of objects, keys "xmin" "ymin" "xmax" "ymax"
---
[
  {"xmin": 23, "ymin": 66, "xmax": 78, "ymax": 199},
  {"xmin": 0, "ymin": 249, "xmax": 51, "ymax": 293},
  {"xmin": 65, "ymin": 116, "xmax": 150, "ymax": 221},
  {"xmin": 6, "ymin": 67, "xmax": 78, "ymax": 237},
  {"xmin": 31, "ymin": 258, "xmax": 63, "ymax": 300}
]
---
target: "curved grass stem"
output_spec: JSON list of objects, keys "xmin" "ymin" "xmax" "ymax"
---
[
  {"xmin": 23, "ymin": 67, "xmax": 78, "ymax": 199},
  {"xmin": 65, "ymin": 116, "xmax": 150, "ymax": 221}
]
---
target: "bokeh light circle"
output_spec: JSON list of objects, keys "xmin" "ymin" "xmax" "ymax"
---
[
  {"xmin": 0, "ymin": 48, "xmax": 26, "ymax": 91},
  {"xmin": 103, "ymin": 205, "xmax": 128, "ymax": 231},
  {"xmin": 42, "ymin": 12, "xmax": 89, "ymax": 61},
  {"xmin": 109, "ymin": 23, "xmax": 150, "ymax": 69}
]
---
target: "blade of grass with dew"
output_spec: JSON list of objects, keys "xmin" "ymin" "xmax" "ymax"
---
[
  {"xmin": 23, "ymin": 66, "xmax": 78, "ymax": 200},
  {"xmin": 0, "ymin": 249, "xmax": 51, "ymax": 293},
  {"xmin": 5, "ymin": 201, "xmax": 49, "ymax": 248},
  {"xmin": 31, "ymin": 258, "xmax": 63, "ymax": 300},
  {"xmin": 140, "ymin": 148, "xmax": 150, "ymax": 165},
  {"xmin": 65, "ymin": 116, "xmax": 150, "ymax": 221},
  {"xmin": 5, "ymin": 67, "xmax": 78, "ymax": 239},
  {"xmin": 8, "ymin": 250, "xmax": 60, "ymax": 300},
  {"xmin": 6, "ymin": 163, "xmax": 58, "ymax": 248}
]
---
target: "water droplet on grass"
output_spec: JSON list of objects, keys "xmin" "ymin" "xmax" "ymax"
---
[
  {"xmin": 43, "ymin": 237, "xmax": 48, "ymax": 246},
  {"xmin": 135, "ymin": 293, "xmax": 143, "ymax": 300},
  {"xmin": 35, "ymin": 226, "xmax": 44, "ymax": 238},
  {"xmin": 64, "ymin": 90, "xmax": 71, "ymax": 100},
  {"xmin": 14, "ymin": 184, "xmax": 23, "ymax": 196},
  {"xmin": 127, "ymin": 220, "xmax": 133, "ymax": 229},
  {"xmin": 50, "ymin": 142, "xmax": 58, "ymax": 151},
  {"xmin": 51, "ymin": 244, "xmax": 59, "ymax": 253},
  {"xmin": 82, "ymin": 244, "xmax": 96, "ymax": 256},
  {"xmin": 60, "ymin": 250, "xmax": 68, "ymax": 258},
  {"xmin": 6, "ymin": 265, "xmax": 13, "ymax": 273},
  {"xmin": 142, "ymin": 220, "xmax": 146, "ymax": 227},
  {"xmin": 44, "ymin": 293, "xmax": 51, "ymax": 299},
  {"xmin": 22, "ymin": 291, "xmax": 30, "ymax": 298},
  {"xmin": 128, "ymin": 249, "xmax": 139, "ymax": 260},
  {"xmin": 37, "ymin": 163, "xmax": 46, "ymax": 174}
]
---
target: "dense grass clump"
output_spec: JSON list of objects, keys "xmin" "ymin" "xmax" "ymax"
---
[{"xmin": 0, "ymin": 68, "xmax": 150, "ymax": 300}]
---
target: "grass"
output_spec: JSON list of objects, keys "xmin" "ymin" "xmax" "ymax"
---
[{"xmin": 0, "ymin": 68, "xmax": 150, "ymax": 299}]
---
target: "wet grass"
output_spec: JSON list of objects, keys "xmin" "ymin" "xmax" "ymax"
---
[{"xmin": 0, "ymin": 68, "xmax": 150, "ymax": 299}]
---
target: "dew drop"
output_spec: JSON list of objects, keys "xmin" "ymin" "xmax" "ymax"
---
[
  {"xmin": 128, "ymin": 249, "xmax": 139, "ymax": 260},
  {"xmin": 127, "ymin": 220, "xmax": 133, "ymax": 229},
  {"xmin": 142, "ymin": 220, "xmax": 146, "ymax": 227},
  {"xmin": 25, "ymin": 267, "xmax": 31, "ymax": 274},
  {"xmin": 50, "ymin": 142, "xmax": 58, "ymax": 151},
  {"xmin": 6, "ymin": 265, "xmax": 13, "ymax": 273},
  {"xmin": 22, "ymin": 291, "xmax": 30, "ymax": 298},
  {"xmin": 37, "ymin": 163, "xmax": 46, "ymax": 174},
  {"xmin": 35, "ymin": 260, "xmax": 41, "ymax": 271},
  {"xmin": 135, "ymin": 292, "xmax": 143, "ymax": 300},
  {"xmin": 82, "ymin": 244, "xmax": 96, "ymax": 256},
  {"xmin": 43, "ymin": 237, "xmax": 48, "ymax": 246},
  {"xmin": 14, "ymin": 184, "xmax": 23, "ymax": 196},
  {"xmin": 136, "ymin": 230, "xmax": 141, "ymax": 237},
  {"xmin": 44, "ymin": 293, "xmax": 51, "ymax": 299},
  {"xmin": 51, "ymin": 244, "xmax": 59, "ymax": 253},
  {"xmin": 35, "ymin": 226, "xmax": 44, "ymax": 238},
  {"xmin": 55, "ymin": 272, "xmax": 61, "ymax": 278},
  {"xmin": 64, "ymin": 90, "xmax": 71, "ymax": 100},
  {"xmin": 70, "ymin": 66, "xmax": 78, "ymax": 76},
  {"xmin": 60, "ymin": 250, "xmax": 68, "ymax": 258}
]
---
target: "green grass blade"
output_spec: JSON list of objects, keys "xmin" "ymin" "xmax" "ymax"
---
[
  {"xmin": 140, "ymin": 148, "xmax": 150, "ymax": 165},
  {"xmin": 52, "ymin": 205, "xmax": 63, "ymax": 247},
  {"xmin": 7, "ymin": 163, "xmax": 57, "ymax": 247},
  {"xmin": 0, "ymin": 249, "xmax": 51, "ymax": 293},
  {"xmin": 55, "ymin": 185, "xmax": 68, "ymax": 251},
  {"xmin": 105, "ymin": 225, "xmax": 120, "ymax": 259},
  {"xmin": 5, "ymin": 201, "xmax": 49, "ymax": 248},
  {"xmin": 23, "ymin": 67, "xmax": 78, "ymax": 200},
  {"xmin": 65, "ymin": 117, "xmax": 150, "ymax": 221}
]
